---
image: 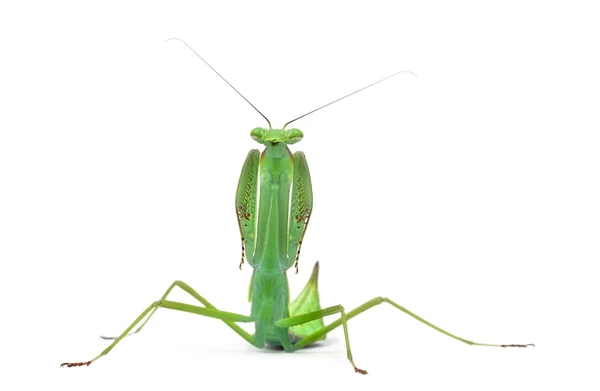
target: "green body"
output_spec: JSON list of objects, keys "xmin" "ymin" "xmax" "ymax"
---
[
  {"xmin": 60, "ymin": 43, "xmax": 532, "ymax": 372},
  {"xmin": 236, "ymin": 128, "xmax": 322, "ymax": 349}
]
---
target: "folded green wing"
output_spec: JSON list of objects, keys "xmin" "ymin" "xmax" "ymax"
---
[
  {"xmin": 289, "ymin": 262, "xmax": 326, "ymax": 341},
  {"xmin": 236, "ymin": 149, "xmax": 260, "ymax": 267},
  {"xmin": 285, "ymin": 151, "xmax": 313, "ymax": 271}
]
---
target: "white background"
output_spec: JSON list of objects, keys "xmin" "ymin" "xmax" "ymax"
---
[{"xmin": 1, "ymin": 1, "xmax": 599, "ymax": 390}]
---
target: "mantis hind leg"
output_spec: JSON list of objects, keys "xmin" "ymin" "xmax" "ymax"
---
[
  {"xmin": 278, "ymin": 296, "xmax": 534, "ymax": 374},
  {"xmin": 331, "ymin": 297, "xmax": 534, "ymax": 348},
  {"xmin": 60, "ymin": 283, "xmax": 256, "ymax": 368},
  {"xmin": 101, "ymin": 280, "xmax": 249, "ymax": 342}
]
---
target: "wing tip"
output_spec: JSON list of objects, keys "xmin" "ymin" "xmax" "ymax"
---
[{"xmin": 310, "ymin": 261, "xmax": 320, "ymax": 284}]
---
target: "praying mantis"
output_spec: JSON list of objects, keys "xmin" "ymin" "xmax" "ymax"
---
[{"xmin": 60, "ymin": 39, "xmax": 533, "ymax": 374}]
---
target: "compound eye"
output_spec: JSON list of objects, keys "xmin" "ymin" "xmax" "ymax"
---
[
  {"xmin": 286, "ymin": 128, "xmax": 303, "ymax": 144},
  {"xmin": 250, "ymin": 127, "xmax": 266, "ymax": 143}
]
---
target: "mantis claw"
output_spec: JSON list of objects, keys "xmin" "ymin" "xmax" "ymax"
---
[
  {"xmin": 60, "ymin": 361, "xmax": 91, "ymax": 368},
  {"xmin": 501, "ymin": 343, "xmax": 535, "ymax": 348}
]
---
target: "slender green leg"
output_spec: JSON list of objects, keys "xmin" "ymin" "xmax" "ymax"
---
[
  {"xmin": 101, "ymin": 280, "xmax": 250, "ymax": 344},
  {"xmin": 60, "ymin": 300, "xmax": 254, "ymax": 367},
  {"xmin": 277, "ymin": 305, "xmax": 368, "ymax": 374},
  {"xmin": 283, "ymin": 297, "xmax": 534, "ymax": 374}
]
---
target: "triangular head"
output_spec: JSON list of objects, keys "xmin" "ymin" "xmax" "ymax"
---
[{"xmin": 250, "ymin": 127, "xmax": 303, "ymax": 145}]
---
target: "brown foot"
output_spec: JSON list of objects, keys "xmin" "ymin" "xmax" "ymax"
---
[
  {"xmin": 501, "ymin": 343, "xmax": 535, "ymax": 348},
  {"xmin": 60, "ymin": 361, "xmax": 91, "ymax": 368},
  {"xmin": 354, "ymin": 366, "xmax": 368, "ymax": 375}
]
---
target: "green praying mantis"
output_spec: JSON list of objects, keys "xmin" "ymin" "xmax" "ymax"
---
[{"xmin": 61, "ymin": 39, "xmax": 534, "ymax": 374}]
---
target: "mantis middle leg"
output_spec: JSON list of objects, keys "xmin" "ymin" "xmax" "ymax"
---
[
  {"xmin": 276, "ymin": 304, "xmax": 367, "ymax": 374},
  {"xmin": 277, "ymin": 296, "xmax": 534, "ymax": 374},
  {"xmin": 61, "ymin": 289, "xmax": 256, "ymax": 367}
]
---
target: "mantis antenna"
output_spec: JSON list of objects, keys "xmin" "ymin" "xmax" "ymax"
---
[
  {"xmin": 282, "ymin": 70, "xmax": 417, "ymax": 129},
  {"xmin": 166, "ymin": 38, "xmax": 273, "ymax": 129}
]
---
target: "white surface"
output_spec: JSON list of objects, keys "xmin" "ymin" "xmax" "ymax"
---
[{"xmin": 1, "ymin": 1, "xmax": 598, "ymax": 390}]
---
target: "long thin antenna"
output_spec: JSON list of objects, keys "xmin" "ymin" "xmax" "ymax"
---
[
  {"xmin": 282, "ymin": 71, "xmax": 417, "ymax": 129},
  {"xmin": 166, "ymin": 38, "xmax": 272, "ymax": 129}
]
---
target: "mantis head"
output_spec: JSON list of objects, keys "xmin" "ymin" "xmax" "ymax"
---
[
  {"xmin": 250, "ymin": 127, "xmax": 304, "ymax": 145},
  {"xmin": 163, "ymin": 39, "xmax": 415, "ymax": 150}
]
